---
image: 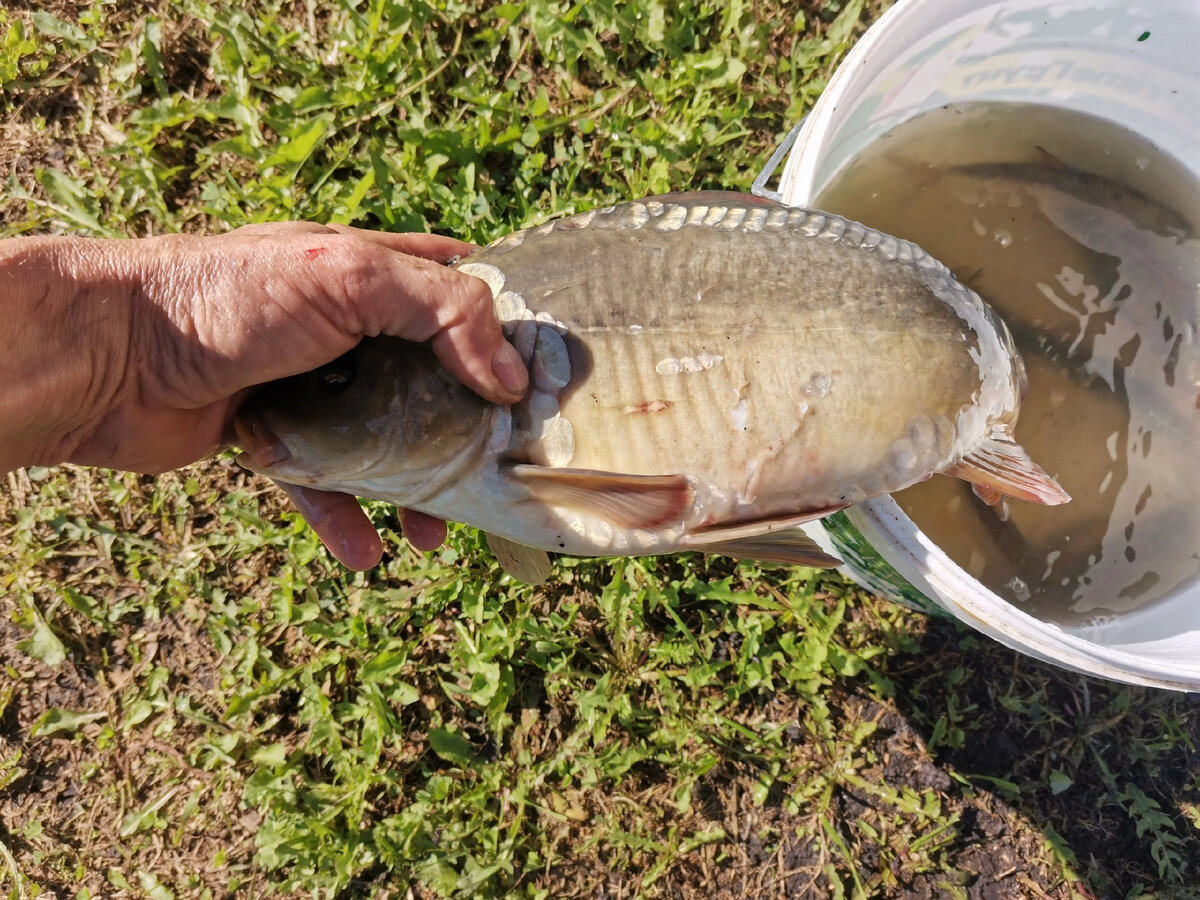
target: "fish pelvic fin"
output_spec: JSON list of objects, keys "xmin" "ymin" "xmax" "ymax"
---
[
  {"xmin": 505, "ymin": 465, "xmax": 693, "ymax": 530},
  {"xmin": 944, "ymin": 427, "xmax": 1071, "ymax": 506},
  {"xmin": 485, "ymin": 534, "xmax": 552, "ymax": 585},
  {"xmin": 699, "ymin": 531, "xmax": 842, "ymax": 569},
  {"xmin": 683, "ymin": 507, "xmax": 846, "ymax": 569}
]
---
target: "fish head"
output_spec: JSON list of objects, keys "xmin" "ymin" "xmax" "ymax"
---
[{"xmin": 234, "ymin": 337, "xmax": 494, "ymax": 497}]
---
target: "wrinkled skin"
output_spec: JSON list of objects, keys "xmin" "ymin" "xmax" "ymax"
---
[{"xmin": 1, "ymin": 223, "xmax": 528, "ymax": 568}]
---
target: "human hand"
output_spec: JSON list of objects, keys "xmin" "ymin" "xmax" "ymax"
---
[{"xmin": 0, "ymin": 223, "xmax": 527, "ymax": 568}]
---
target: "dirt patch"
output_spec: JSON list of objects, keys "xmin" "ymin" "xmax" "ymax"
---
[
  {"xmin": 1, "ymin": 2, "xmax": 220, "ymax": 232},
  {"xmin": 0, "ymin": 464, "xmax": 281, "ymax": 897},
  {"xmin": 0, "ymin": 625, "xmax": 267, "ymax": 897},
  {"xmin": 526, "ymin": 689, "xmax": 1070, "ymax": 899},
  {"xmin": 901, "ymin": 616, "xmax": 1200, "ymax": 899}
]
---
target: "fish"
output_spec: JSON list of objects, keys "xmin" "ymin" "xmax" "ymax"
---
[
  {"xmin": 948, "ymin": 151, "xmax": 1200, "ymax": 425},
  {"xmin": 951, "ymin": 146, "xmax": 1194, "ymax": 241},
  {"xmin": 235, "ymin": 192, "xmax": 1070, "ymax": 583}
]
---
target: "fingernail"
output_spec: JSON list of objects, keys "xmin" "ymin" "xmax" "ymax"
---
[
  {"xmin": 493, "ymin": 342, "xmax": 528, "ymax": 397},
  {"xmin": 233, "ymin": 414, "xmax": 291, "ymax": 467}
]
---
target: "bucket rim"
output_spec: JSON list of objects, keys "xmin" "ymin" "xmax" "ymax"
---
[
  {"xmin": 775, "ymin": 0, "xmax": 1200, "ymax": 693},
  {"xmin": 848, "ymin": 499, "xmax": 1200, "ymax": 692}
]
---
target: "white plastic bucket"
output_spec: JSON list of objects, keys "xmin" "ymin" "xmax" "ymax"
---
[{"xmin": 775, "ymin": 0, "xmax": 1200, "ymax": 690}]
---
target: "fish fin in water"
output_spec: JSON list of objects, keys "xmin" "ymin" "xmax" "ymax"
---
[
  {"xmin": 968, "ymin": 483, "xmax": 1011, "ymax": 521},
  {"xmin": 684, "ymin": 507, "xmax": 845, "ymax": 568},
  {"xmin": 944, "ymin": 428, "xmax": 1071, "ymax": 506},
  {"xmin": 1032, "ymin": 145, "xmax": 1070, "ymax": 171},
  {"xmin": 485, "ymin": 533, "xmax": 552, "ymax": 585},
  {"xmin": 505, "ymin": 465, "xmax": 693, "ymax": 530},
  {"xmin": 957, "ymin": 266, "xmax": 984, "ymax": 290},
  {"xmin": 969, "ymin": 483, "xmax": 1005, "ymax": 507}
]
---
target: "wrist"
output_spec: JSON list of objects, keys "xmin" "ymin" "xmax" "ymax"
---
[{"xmin": 0, "ymin": 236, "xmax": 136, "ymax": 472}]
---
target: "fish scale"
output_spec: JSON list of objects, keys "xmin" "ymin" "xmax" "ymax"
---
[
  {"xmin": 236, "ymin": 192, "xmax": 1070, "ymax": 583},
  {"xmin": 465, "ymin": 208, "xmax": 972, "ymax": 498}
]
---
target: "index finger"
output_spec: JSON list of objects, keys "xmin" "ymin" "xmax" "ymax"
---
[
  {"xmin": 314, "ymin": 241, "xmax": 529, "ymax": 406},
  {"xmin": 325, "ymin": 226, "xmax": 478, "ymax": 264}
]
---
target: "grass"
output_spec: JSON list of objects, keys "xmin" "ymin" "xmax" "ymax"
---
[{"xmin": 3, "ymin": 1, "xmax": 1200, "ymax": 898}]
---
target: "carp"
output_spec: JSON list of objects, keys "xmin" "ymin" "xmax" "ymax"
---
[{"xmin": 235, "ymin": 192, "xmax": 1069, "ymax": 582}]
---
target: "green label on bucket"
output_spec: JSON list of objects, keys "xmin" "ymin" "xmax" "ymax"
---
[{"xmin": 822, "ymin": 511, "xmax": 947, "ymax": 618}]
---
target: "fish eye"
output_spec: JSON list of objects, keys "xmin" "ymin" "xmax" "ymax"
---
[{"xmin": 317, "ymin": 353, "xmax": 356, "ymax": 393}]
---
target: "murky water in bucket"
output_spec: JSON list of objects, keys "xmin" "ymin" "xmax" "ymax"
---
[{"xmin": 815, "ymin": 102, "xmax": 1200, "ymax": 625}]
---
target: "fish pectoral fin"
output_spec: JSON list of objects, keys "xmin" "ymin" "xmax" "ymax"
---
[
  {"xmin": 683, "ymin": 507, "xmax": 846, "ymax": 569},
  {"xmin": 485, "ymin": 534, "xmax": 552, "ymax": 585},
  {"xmin": 505, "ymin": 465, "xmax": 693, "ymax": 530},
  {"xmin": 944, "ymin": 427, "xmax": 1071, "ymax": 506}
]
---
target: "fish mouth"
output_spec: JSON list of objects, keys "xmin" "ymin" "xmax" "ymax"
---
[
  {"xmin": 233, "ymin": 409, "xmax": 296, "ymax": 475},
  {"xmin": 232, "ymin": 408, "xmax": 392, "ymax": 488}
]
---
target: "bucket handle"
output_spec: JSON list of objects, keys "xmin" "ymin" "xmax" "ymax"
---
[{"xmin": 751, "ymin": 118, "xmax": 806, "ymax": 204}]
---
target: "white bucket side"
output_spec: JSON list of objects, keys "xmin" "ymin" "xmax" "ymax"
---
[
  {"xmin": 782, "ymin": 0, "xmax": 1200, "ymax": 205},
  {"xmin": 779, "ymin": 0, "xmax": 1200, "ymax": 690},
  {"xmin": 845, "ymin": 500, "xmax": 1200, "ymax": 691}
]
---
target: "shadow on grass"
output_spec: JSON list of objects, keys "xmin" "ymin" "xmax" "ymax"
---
[{"xmin": 890, "ymin": 610, "xmax": 1200, "ymax": 899}]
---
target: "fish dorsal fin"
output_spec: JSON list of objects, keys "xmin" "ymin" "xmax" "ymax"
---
[
  {"xmin": 505, "ymin": 465, "xmax": 693, "ymax": 530},
  {"xmin": 683, "ymin": 507, "xmax": 846, "ymax": 568},
  {"xmin": 944, "ymin": 427, "xmax": 1071, "ymax": 506},
  {"xmin": 485, "ymin": 534, "xmax": 552, "ymax": 585},
  {"xmin": 1032, "ymin": 145, "xmax": 1070, "ymax": 171}
]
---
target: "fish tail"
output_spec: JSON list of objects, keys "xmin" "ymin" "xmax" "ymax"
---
[{"xmin": 944, "ymin": 426, "xmax": 1071, "ymax": 506}]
